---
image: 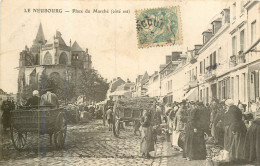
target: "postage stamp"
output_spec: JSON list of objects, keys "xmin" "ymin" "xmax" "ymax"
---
[{"xmin": 135, "ymin": 6, "xmax": 183, "ymax": 48}]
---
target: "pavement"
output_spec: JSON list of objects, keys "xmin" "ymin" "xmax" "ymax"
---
[{"xmin": 0, "ymin": 120, "xmax": 256, "ymax": 166}]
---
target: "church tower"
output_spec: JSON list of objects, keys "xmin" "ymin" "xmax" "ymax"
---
[{"xmin": 30, "ymin": 23, "xmax": 46, "ymax": 65}]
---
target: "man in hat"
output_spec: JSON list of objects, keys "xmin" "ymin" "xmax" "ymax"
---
[
  {"xmin": 25, "ymin": 90, "xmax": 40, "ymax": 106},
  {"xmin": 40, "ymin": 87, "xmax": 59, "ymax": 108}
]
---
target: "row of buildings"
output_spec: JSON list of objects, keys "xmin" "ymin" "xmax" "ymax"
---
[{"xmin": 107, "ymin": 1, "xmax": 260, "ymax": 111}]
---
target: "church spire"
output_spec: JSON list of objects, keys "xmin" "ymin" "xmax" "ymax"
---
[{"xmin": 34, "ymin": 23, "xmax": 46, "ymax": 44}]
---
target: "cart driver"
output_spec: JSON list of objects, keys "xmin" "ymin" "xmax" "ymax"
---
[
  {"xmin": 40, "ymin": 87, "xmax": 59, "ymax": 108},
  {"xmin": 25, "ymin": 90, "xmax": 40, "ymax": 107}
]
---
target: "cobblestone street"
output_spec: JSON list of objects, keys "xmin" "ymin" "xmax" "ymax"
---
[
  {"xmin": 0, "ymin": 120, "xmax": 168, "ymax": 166},
  {"xmin": 1, "ymin": 119, "xmax": 257, "ymax": 166}
]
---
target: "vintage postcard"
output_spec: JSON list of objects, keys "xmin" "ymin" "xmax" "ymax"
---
[{"xmin": 0, "ymin": 0, "xmax": 260, "ymax": 166}]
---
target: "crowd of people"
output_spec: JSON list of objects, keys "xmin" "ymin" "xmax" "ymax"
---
[
  {"xmin": 138, "ymin": 98, "xmax": 260, "ymax": 165},
  {"xmin": 2, "ymin": 90, "xmax": 260, "ymax": 165}
]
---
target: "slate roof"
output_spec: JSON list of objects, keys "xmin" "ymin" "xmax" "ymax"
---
[{"xmin": 71, "ymin": 41, "xmax": 83, "ymax": 51}]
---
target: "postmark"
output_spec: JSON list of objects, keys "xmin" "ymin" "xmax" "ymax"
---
[{"xmin": 135, "ymin": 6, "xmax": 183, "ymax": 48}]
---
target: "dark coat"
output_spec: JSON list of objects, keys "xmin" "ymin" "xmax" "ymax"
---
[
  {"xmin": 183, "ymin": 106, "xmax": 206, "ymax": 160},
  {"xmin": 244, "ymin": 119, "xmax": 260, "ymax": 165},
  {"xmin": 25, "ymin": 96, "xmax": 40, "ymax": 106},
  {"xmin": 223, "ymin": 105, "xmax": 247, "ymax": 161}
]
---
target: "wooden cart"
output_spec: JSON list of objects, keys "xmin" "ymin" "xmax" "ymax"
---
[
  {"xmin": 10, "ymin": 106, "xmax": 67, "ymax": 150},
  {"xmin": 112, "ymin": 97, "xmax": 157, "ymax": 137}
]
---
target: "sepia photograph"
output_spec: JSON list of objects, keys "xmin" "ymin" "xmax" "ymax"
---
[{"xmin": 0, "ymin": 0, "xmax": 260, "ymax": 165}]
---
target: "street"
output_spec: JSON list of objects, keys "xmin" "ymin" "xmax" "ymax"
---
[
  {"xmin": 0, "ymin": 119, "xmax": 256, "ymax": 166},
  {"xmin": 0, "ymin": 120, "xmax": 167, "ymax": 166}
]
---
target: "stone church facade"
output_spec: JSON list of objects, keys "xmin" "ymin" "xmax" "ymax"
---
[{"xmin": 17, "ymin": 23, "xmax": 92, "ymax": 103}]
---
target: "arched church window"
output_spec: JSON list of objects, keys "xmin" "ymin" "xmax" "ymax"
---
[
  {"xmin": 43, "ymin": 52, "xmax": 52, "ymax": 65},
  {"xmin": 35, "ymin": 54, "xmax": 40, "ymax": 65},
  {"xmin": 59, "ymin": 52, "xmax": 68, "ymax": 65}
]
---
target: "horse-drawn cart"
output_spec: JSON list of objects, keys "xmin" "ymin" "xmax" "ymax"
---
[
  {"xmin": 112, "ymin": 97, "xmax": 157, "ymax": 137},
  {"xmin": 10, "ymin": 106, "xmax": 67, "ymax": 150}
]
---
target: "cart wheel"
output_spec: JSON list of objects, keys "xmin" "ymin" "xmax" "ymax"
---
[
  {"xmin": 112, "ymin": 118, "xmax": 120, "ymax": 137},
  {"xmin": 11, "ymin": 126, "xmax": 27, "ymax": 151},
  {"xmin": 54, "ymin": 113, "xmax": 67, "ymax": 149}
]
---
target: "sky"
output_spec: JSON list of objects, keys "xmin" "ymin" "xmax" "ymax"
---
[{"xmin": 0, "ymin": 0, "xmax": 229, "ymax": 93}]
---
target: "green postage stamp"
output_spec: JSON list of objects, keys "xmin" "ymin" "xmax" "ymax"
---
[{"xmin": 135, "ymin": 6, "xmax": 183, "ymax": 48}]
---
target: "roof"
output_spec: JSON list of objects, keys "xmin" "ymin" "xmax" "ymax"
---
[
  {"xmin": 115, "ymin": 82, "xmax": 135, "ymax": 91},
  {"xmin": 34, "ymin": 23, "xmax": 46, "ymax": 44},
  {"xmin": 71, "ymin": 41, "xmax": 83, "ymax": 51}
]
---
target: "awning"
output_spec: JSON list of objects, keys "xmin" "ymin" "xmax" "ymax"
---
[{"xmin": 183, "ymin": 88, "xmax": 198, "ymax": 101}]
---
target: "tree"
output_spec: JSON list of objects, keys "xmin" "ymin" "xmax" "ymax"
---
[{"xmin": 77, "ymin": 68, "xmax": 109, "ymax": 103}]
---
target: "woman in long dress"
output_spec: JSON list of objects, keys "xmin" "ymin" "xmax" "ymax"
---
[
  {"xmin": 183, "ymin": 102, "xmax": 207, "ymax": 161},
  {"xmin": 140, "ymin": 110, "xmax": 154, "ymax": 158},
  {"xmin": 223, "ymin": 99, "xmax": 247, "ymax": 163},
  {"xmin": 244, "ymin": 107, "xmax": 260, "ymax": 165}
]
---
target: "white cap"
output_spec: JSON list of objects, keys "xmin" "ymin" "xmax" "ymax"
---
[
  {"xmin": 33, "ymin": 90, "xmax": 39, "ymax": 96},
  {"xmin": 225, "ymin": 99, "xmax": 234, "ymax": 106}
]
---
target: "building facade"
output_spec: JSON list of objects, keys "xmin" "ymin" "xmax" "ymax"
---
[
  {"xmin": 17, "ymin": 23, "xmax": 92, "ymax": 103},
  {"xmin": 144, "ymin": 0, "xmax": 260, "ymax": 110}
]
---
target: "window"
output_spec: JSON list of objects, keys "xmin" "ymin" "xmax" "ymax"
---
[
  {"xmin": 233, "ymin": 3, "xmax": 236, "ymax": 21},
  {"xmin": 218, "ymin": 47, "xmax": 222, "ymax": 61},
  {"xmin": 200, "ymin": 61, "xmax": 203, "ymax": 74},
  {"xmin": 218, "ymin": 81, "xmax": 221, "ymax": 100},
  {"xmin": 206, "ymin": 56, "xmax": 209, "ymax": 70},
  {"xmin": 240, "ymin": 30, "xmax": 245, "ymax": 52},
  {"xmin": 222, "ymin": 80, "xmax": 226, "ymax": 100},
  {"xmin": 251, "ymin": 21, "xmax": 256, "ymax": 44},
  {"xmin": 213, "ymin": 51, "xmax": 216, "ymax": 68},
  {"xmin": 231, "ymin": 77, "xmax": 234, "ymax": 99},
  {"xmin": 226, "ymin": 78, "xmax": 230, "ymax": 99},
  {"xmin": 210, "ymin": 54, "xmax": 213, "ymax": 67},
  {"xmin": 200, "ymin": 90, "xmax": 202, "ymax": 101},
  {"xmin": 203, "ymin": 59, "xmax": 206, "ymax": 74},
  {"xmin": 232, "ymin": 36, "xmax": 237, "ymax": 56}
]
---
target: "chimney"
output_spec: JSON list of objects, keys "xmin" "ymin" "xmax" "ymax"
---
[
  {"xmin": 221, "ymin": 9, "xmax": 230, "ymax": 24},
  {"xmin": 172, "ymin": 52, "xmax": 182, "ymax": 61},
  {"xmin": 166, "ymin": 55, "xmax": 172, "ymax": 64},
  {"xmin": 202, "ymin": 29, "xmax": 213, "ymax": 44},
  {"xmin": 159, "ymin": 64, "xmax": 166, "ymax": 72},
  {"xmin": 194, "ymin": 45, "xmax": 202, "ymax": 55},
  {"xmin": 86, "ymin": 48, "xmax": 88, "ymax": 53},
  {"xmin": 212, "ymin": 18, "xmax": 222, "ymax": 34}
]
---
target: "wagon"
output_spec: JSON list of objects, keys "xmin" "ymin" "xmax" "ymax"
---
[
  {"xmin": 10, "ymin": 106, "xmax": 67, "ymax": 150},
  {"xmin": 112, "ymin": 97, "xmax": 157, "ymax": 137}
]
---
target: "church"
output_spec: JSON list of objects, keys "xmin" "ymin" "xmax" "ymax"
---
[{"xmin": 17, "ymin": 23, "xmax": 92, "ymax": 103}]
